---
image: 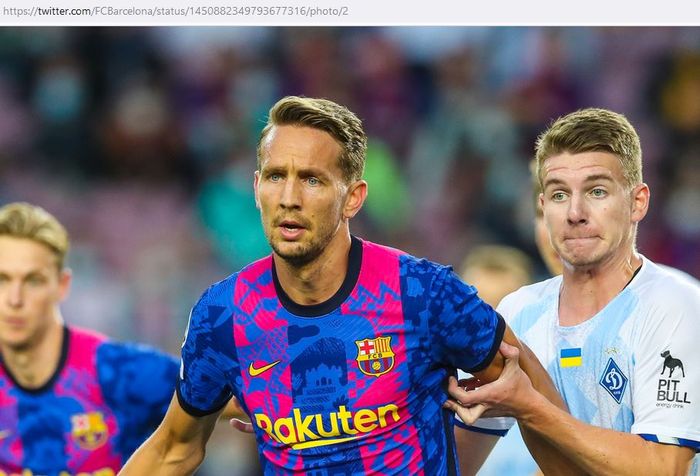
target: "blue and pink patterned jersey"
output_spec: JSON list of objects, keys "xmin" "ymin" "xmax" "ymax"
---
[
  {"xmin": 178, "ymin": 237, "xmax": 505, "ymax": 475},
  {"xmin": 0, "ymin": 326, "xmax": 178, "ymax": 476}
]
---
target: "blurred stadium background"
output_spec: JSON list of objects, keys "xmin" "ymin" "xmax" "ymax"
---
[{"xmin": 1, "ymin": 26, "xmax": 699, "ymax": 474}]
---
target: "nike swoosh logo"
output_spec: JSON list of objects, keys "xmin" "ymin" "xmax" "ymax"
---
[
  {"xmin": 0, "ymin": 430, "xmax": 10, "ymax": 440},
  {"xmin": 249, "ymin": 360, "xmax": 280, "ymax": 377}
]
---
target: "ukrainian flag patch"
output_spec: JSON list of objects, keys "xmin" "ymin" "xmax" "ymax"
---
[{"xmin": 560, "ymin": 348, "xmax": 582, "ymax": 367}]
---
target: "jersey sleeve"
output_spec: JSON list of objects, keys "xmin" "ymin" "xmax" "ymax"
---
[
  {"xmin": 97, "ymin": 340, "xmax": 180, "ymax": 455},
  {"xmin": 455, "ymin": 293, "xmax": 520, "ymax": 435},
  {"xmin": 422, "ymin": 263, "xmax": 505, "ymax": 372},
  {"xmin": 630, "ymin": 284, "xmax": 700, "ymax": 450},
  {"xmin": 176, "ymin": 283, "xmax": 239, "ymax": 417}
]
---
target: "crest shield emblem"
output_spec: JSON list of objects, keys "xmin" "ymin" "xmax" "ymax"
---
[
  {"xmin": 71, "ymin": 411, "xmax": 108, "ymax": 450},
  {"xmin": 355, "ymin": 336, "xmax": 395, "ymax": 377}
]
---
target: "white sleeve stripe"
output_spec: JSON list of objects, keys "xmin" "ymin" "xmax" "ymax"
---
[
  {"xmin": 456, "ymin": 416, "xmax": 516, "ymax": 431},
  {"xmin": 638, "ymin": 433, "xmax": 700, "ymax": 450}
]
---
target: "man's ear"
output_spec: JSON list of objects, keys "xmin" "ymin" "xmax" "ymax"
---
[
  {"xmin": 58, "ymin": 267, "xmax": 72, "ymax": 302},
  {"xmin": 343, "ymin": 180, "xmax": 368, "ymax": 219},
  {"xmin": 253, "ymin": 171, "xmax": 261, "ymax": 210},
  {"xmin": 630, "ymin": 183, "xmax": 650, "ymax": 224}
]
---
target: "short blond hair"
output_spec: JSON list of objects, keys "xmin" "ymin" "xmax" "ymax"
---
[
  {"xmin": 0, "ymin": 202, "xmax": 69, "ymax": 269},
  {"xmin": 257, "ymin": 96, "xmax": 367, "ymax": 183},
  {"xmin": 535, "ymin": 108, "xmax": 642, "ymax": 190}
]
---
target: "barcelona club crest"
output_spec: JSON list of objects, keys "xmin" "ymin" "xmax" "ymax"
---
[
  {"xmin": 71, "ymin": 412, "xmax": 108, "ymax": 450},
  {"xmin": 355, "ymin": 336, "xmax": 395, "ymax": 377}
]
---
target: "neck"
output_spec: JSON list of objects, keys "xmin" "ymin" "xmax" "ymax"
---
[
  {"xmin": 559, "ymin": 250, "xmax": 642, "ymax": 326},
  {"xmin": 273, "ymin": 230, "xmax": 352, "ymax": 306},
  {"xmin": 1, "ymin": 315, "xmax": 65, "ymax": 390}
]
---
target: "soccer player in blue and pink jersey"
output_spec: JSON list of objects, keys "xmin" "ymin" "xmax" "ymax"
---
[
  {"xmin": 121, "ymin": 96, "xmax": 567, "ymax": 475},
  {"xmin": 0, "ymin": 202, "xmax": 179, "ymax": 475}
]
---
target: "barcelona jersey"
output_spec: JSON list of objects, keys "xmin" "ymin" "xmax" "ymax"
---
[
  {"xmin": 0, "ymin": 326, "xmax": 179, "ymax": 476},
  {"xmin": 178, "ymin": 237, "xmax": 505, "ymax": 475}
]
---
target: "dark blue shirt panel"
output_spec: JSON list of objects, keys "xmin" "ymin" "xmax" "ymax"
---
[{"xmin": 97, "ymin": 341, "xmax": 179, "ymax": 458}]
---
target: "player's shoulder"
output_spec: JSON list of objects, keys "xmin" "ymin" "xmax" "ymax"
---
[
  {"xmin": 498, "ymin": 275, "xmax": 561, "ymax": 315},
  {"xmin": 96, "ymin": 336, "xmax": 177, "ymax": 368},
  {"xmin": 391, "ymin": 244, "xmax": 451, "ymax": 279},
  {"xmin": 632, "ymin": 256, "xmax": 700, "ymax": 306},
  {"xmin": 68, "ymin": 326, "xmax": 109, "ymax": 360}
]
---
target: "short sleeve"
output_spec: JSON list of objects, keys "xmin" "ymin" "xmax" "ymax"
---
[
  {"xmin": 176, "ymin": 284, "xmax": 238, "ymax": 417},
  {"xmin": 453, "ymin": 289, "xmax": 523, "ymax": 434},
  {"xmin": 426, "ymin": 265, "xmax": 505, "ymax": 372},
  {"xmin": 630, "ymin": 286, "xmax": 700, "ymax": 449}
]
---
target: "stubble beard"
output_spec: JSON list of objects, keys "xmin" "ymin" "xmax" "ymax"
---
[
  {"xmin": 268, "ymin": 224, "xmax": 337, "ymax": 268},
  {"xmin": 270, "ymin": 239, "xmax": 324, "ymax": 267}
]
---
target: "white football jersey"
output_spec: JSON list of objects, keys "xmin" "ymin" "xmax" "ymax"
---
[{"xmin": 461, "ymin": 256, "xmax": 700, "ymax": 473}]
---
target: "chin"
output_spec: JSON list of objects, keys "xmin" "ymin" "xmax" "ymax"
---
[
  {"xmin": 564, "ymin": 252, "xmax": 606, "ymax": 269},
  {"xmin": 271, "ymin": 240, "xmax": 318, "ymax": 266},
  {"xmin": 0, "ymin": 334, "xmax": 32, "ymax": 351}
]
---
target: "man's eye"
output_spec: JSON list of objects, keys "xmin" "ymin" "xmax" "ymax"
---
[{"xmin": 26, "ymin": 276, "xmax": 46, "ymax": 286}]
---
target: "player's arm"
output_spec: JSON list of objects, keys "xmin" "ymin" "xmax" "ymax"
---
[
  {"xmin": 453, "ymin": 427, "xmax": 499, "ymax": 476},
  {"xmin": 449, "ymin": 343, "xmax": 695, "ymax": 476},
  {"xmin": 119, "ymin": 394, "xmax": 221, "ymax": 475},
  {"xmin": 473, "ymin": 324, "xmax": 565, "ymax": 408},
  {"xmin": 123, "ymin": 281, "xmax": 240, "ymax": 473},
  {"xmin": 521, "ymin": 397, "xmax": 694, "ymax": 476},
  {"xmin": 455, "ymin": 325, "xmax": 580, "ymax": 476}
]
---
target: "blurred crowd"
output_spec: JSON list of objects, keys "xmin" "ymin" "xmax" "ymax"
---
[
  {"xmin": 0, "ymin": 26, "xmax": 699, "ymax": 473},
  {"xmin": 2, "ymin": 25, "xmax": 700, "ymax": 347}
]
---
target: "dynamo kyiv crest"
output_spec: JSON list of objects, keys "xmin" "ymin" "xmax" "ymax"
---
[{"xmin": 599, "ymin": 357, "xmax": 628, "ymax": 404}]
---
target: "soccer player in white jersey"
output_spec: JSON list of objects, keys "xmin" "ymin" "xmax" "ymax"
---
[{"xmin": 449, "ymin": 108, "xmax": 700, "ymax": 475}]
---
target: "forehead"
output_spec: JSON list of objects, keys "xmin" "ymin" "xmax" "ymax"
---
[
  {"xmin": 260, "ymin": 125, "xmax": 343, "ymax": 173},
  {"xmin": 542, "ymin": 151, "xmax": 625, "ymax": 186},
  {"xmin": 0, "ymin": 236, "xmax": 58, "ymax": 273}
]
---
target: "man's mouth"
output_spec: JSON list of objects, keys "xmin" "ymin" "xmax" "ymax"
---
[
  {"xmin": 3, "ymin": 317, "xmax": 26, "ymax": 327},
  {"xmin": 563, "ymin": 236, "xmax": 599, "ymax": 245},
  {"xmin": 279, "ymin": 220, "xmax": 305, "ymax": 231},
  {"xmin": 277, "ymin": 220, "xmax": 307, "ymax": 240}
]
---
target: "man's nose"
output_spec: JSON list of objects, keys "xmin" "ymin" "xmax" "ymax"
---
[
  {"xmin": 5, "ymin": 282, "xmax": 24, "ymax": 309},
  {"xmin": 566, "ymin": 194, "xmax": 588, "ymax": 225},
  {"xmin": 279, "ymin": 178, "xmax": 302, "ymax": 209}
]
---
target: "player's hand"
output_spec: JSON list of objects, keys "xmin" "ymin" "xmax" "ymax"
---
[
  {"xmin": 230, "ymin": 418, "xmax": 254, "ymax": 434},
  {"xmin": 458, "ymin": 376, "xmax": 483, "ymax": 392},
  {"xmin": 444, "ymin": 342, "xmax": 536, "ymax": 425}
]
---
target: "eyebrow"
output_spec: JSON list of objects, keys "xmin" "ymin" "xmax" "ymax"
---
[
  {"xmin": 543, "ymin": 173, "xmax": 614, "ymax": 189},
  {"xmin": 261, "ymin": 164, "xmax": 331, "ymax": 179},
  {"xmin": 582, "ymin": 173, "xmax": 614, "ymax": 184},
  {"xmin": 0, "ymin": 268, "xmax": 48, "ymax": 278}
]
